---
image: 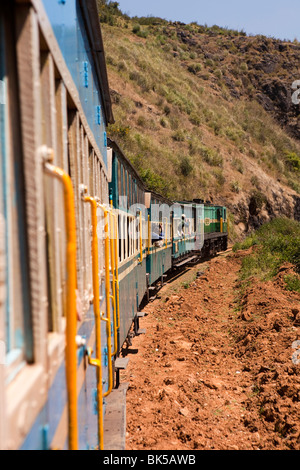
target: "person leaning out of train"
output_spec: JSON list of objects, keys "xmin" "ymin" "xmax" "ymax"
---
[
  {"xmin": 178, "ymin": 214, "xmax": 190, "ymax": 238},
  {"xmin": 152, "ymin": 222, "xmax": 164, "ymax": 247}
]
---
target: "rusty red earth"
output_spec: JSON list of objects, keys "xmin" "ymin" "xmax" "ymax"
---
[{"xmin": 120, "ymin": 249, "xmax": 300, "ymax": 450}]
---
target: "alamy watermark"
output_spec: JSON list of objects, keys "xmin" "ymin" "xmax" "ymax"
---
[
  {"xmin": 0, "ymin": 340, "xmax": 5, "ymax": 365},
  {"xmin": 0, "ymin": 80, "xmax": 5, "ymax": 105},
  {"xmin": 95, "ymin": 200, "xmax": 205, "ymax": 252},
  {"xmin": 292, "ymin": 340, "xmax": 300, "ymax": 365},
  {"xmin": 291, "ymin": 80, "xmax": 300, "ymax": 105}
]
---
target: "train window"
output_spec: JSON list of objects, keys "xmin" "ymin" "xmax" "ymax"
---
[
  {"xmin": 121, "ymin": 164, "xmax": 124, "ymax": 198},
  {"xmin": 138, "ymin": 187, "xmax": 142, "ymax": 205},
  {"xmin": 127, "ymin": 215, "xmax": 130, "ymax": 258},
  {"xmin": 132, "ymin": 215, "xmax": 135, "ymax": 256},
  {"xmin": 129, "ymin": 215, "xmax": 132, "ymax": 257},
  {"xmin": 128, "ymin": 215, "xmax": 131, "ymax": 257},
  {"xmin": 97, "ymin": 161, "xmax": 101, "ymax": 200},
  {"xmin": 55, "ymin": 79, "xmax": 68, "ymax": 172},
  {"xmin": 124, "ymin": 169, "xmax": 127, "ymax": 209},
  {"xmin": 41, "ymin": 50, "xmax": 65, "ymax": 331},
  {"xmin": 118, "ymin": 213, "xmax": 122, "ymax": 262},
  {"xmin": 0, "ymin": 12, "xmax": 32, "ymax": 365},
  {"xmin": 127, "ymin": 172, "xmax": 130, "ymax": 210},
  {"xmin": 123, "ymin": 214, "xmax": 126, "ymax": 261},
  {"xmin": 132, "ymin": 179, "xmax": 135, "ymax": 205},
  {"xmin": 128, "ymin": 173, "xmax": 131, "ymax": 208},
  {"xmin": 92, "ymin": 153, "xmax": 96, "ymax": 196},
  {"xmin": 117, "ymin": 160, "xmax": 121, "ymax": 205},
  {"xmin": 143, "ymin": 217, "xmax": 147, "ymax": 249},
  {"xmin": 127, "ymin": 214, "xmax": 130, "ymax": 258},
  {"xmin": 88, "ymin": 147, "xmax": 94, "ymax": 196},
  {"xmin": 128, "ymin": 172, "xmax": 130, "ymax": 209}
]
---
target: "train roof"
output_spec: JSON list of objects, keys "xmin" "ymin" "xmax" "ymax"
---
[
  {"xmin": 108, "ymin": 138, "xmax": 146, "ymax": 189},
  {"xmin": 80, "ymin": 0, "xmax": 114, "ymax": 124},
  {"xmin": 176, "ymin": 199, "xmax": 227, "ymax": 209},
  {"xmin": 108, "ymin": 138, "xmax": 173, "ymax": 205},
  {"xmin": 148, "ymin": 189, "xmax": 173, "ymax": 206}
]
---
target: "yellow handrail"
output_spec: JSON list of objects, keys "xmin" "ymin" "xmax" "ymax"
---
[
  {"xmin": 138, "ymin": 211, "xmax": 143, "ymax": 263},
  {"xmin": 109, "ymin": 202, "xmax": 117, "ymax": 356},
  {"xmin": 147, "ymin": 214, "xmax": 151, "ymax": 255},
  {"xmin": 113, "ymin": 213, "xmax": 120, "ymax": 331},
  {"xmin": 43, "ymin": 148, "xmax": 78, "ymax": 451},
  {"xmin": 97, "ymin": 202, "xmax": 113, "ymax": 397},
  {"xmin": 163, "ymin": 217, "xmax": 168, "ymax": 249},
  {"xmin": 81, "ymin": 190, "xmax": 104, "ymax": 450},
  {"xmin": 220, "ymin": 217, "xmax": 223, "ymax": 233},
  {"xmin": 109, "ymin": 209, "xmax": 119, "ymax": 356}
]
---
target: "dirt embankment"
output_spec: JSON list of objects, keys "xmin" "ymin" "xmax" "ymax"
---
[{"xmin": 120, "ymin": 249, "xmax": 300, "ymax": 450}]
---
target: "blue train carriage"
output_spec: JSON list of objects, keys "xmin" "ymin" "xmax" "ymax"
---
[
  {"xmin": 172, "ymin": 201, "xmax": 201, "ymax": 266},
  {"xmin": 0, "ymin": 0, "xmax": 117, "ymax": 450},
  {"xmin": 145, "ymin": 190, "xmax": 173, "ymax": 293},
  {"xmin": 108, "ymin": 139, "xmax": 148, "ymax": 349}
]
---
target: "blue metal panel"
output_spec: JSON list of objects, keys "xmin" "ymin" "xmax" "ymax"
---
[
  {"xmin": 20, "ymin": 305, "xmax": 100, "ymax": 450},
  {"xmin": 41, "ymin": 0, "xmax": 107, "ymax": 167},
  {"xmin": 117, "ymin": 251, "xmax": 147, "ymax": 347},
  {"xmin": 147, "ymin": 247, "xmax": 172, "ymax": 285}
]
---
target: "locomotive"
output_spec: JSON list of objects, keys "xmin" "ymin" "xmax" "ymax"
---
[{"xmin": 0, "ymin": 0, "xmax": 227, "ymax": 449}]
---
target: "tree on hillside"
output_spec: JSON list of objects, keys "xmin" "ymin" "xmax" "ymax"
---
[{"xmin": 97, "ymin": 1, "xmax": 128, "ymax": 24}]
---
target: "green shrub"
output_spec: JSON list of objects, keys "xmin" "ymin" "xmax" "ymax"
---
[
  {"xmin": 233, "ymin": 235, "xmax": 258, "ymax": 252},
  {"xmin": 180, "ymin": 156, "xmax": 193, "ymax": 177},
  {"xmin": 159, "ymin": 117, "xmax": 168, "ymax": 128},
  {"xmin": 187, "ymin": 63, "xmax": 202, "ymax": 75},
  {"xmin": 172, "ymin": 130, "xmax": 185, "ymax": 142},
  {"xmin": 250, "ymin": 175, "xmax": 259, "ymax": 188},
  {"xmin": 230, "ymin": 180, "xmax": 241, "ymax": 193},
  {"xmin": 213, "ymin": 168, "xmax": 225, "ymax": 186},
  {"xmin": 284, "ymin": 274, "xmax": 300, "ymax": 292},
  {"xmin": 132, "ymin": 24, "xmax": 141, "ymax": 34},
  {"xmin": 235, "ymin": 218, "xmax": 300, "ymax": 281},
  {"xmin": 231, "ymin": 158, "xmax": 244, "ymax": 174},
  {"xmin": 283, "ymin": 151, "xmax": 300, "ymax": 171},
  {"xmin": 199, "ymin": 145, "xmax": 223, "ymax": 167},
  {"xmin": 189, "ymin": 112, "xmax": 201, "ymax": 126},
  {"xmin": 139, "ymin": 168, "xmax": 170, "ymax": 194},
  {"xmin": 249, "ymin": 190, "xmax": 267, "ymax": 212}
]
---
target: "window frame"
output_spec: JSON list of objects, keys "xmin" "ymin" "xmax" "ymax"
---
[{"xmin": 0, "ymin": 7, "xmax": 33, "ymax": 374}]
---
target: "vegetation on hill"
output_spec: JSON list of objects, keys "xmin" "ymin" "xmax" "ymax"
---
[
  {"xmin": 97, "ymin": 1, "xmax": 300, "ymax": 236},
  {"xmin": 233, "ymin": 218, "xmax": 300, "ymax": 291}
]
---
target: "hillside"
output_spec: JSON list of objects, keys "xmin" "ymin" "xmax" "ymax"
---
[{"xmin": 98, "ymin": 2, "xmax": 300, "ymax": 239}]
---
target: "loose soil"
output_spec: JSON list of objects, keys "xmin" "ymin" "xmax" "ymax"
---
[{"xmin": 120, "ymin": 248, "xmax": 300, "ymax": 450}]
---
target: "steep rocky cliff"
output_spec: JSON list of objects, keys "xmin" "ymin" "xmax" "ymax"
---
[{"xmin": 99, "ymin": 4, "xmax": 300, "ymax": 238}]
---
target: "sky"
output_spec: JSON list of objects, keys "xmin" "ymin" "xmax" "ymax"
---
[{"xmin": 116, "ymin": 0, "xmax": 300, "ymax": 41}]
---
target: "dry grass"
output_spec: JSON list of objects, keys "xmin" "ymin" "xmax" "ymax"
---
[{"xmin": 101, "ymin": 13, "xmax": 300, "ymax": 201}]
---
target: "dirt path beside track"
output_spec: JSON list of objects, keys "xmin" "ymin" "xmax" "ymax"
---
[{"xmin": 120, "ymin": 249, "xmax": 300, "ymax": 450}]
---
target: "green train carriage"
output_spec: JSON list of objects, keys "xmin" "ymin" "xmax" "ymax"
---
[{"xmin": 202, "ymin": 203, "xmax": 228, "ymax": 255}]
